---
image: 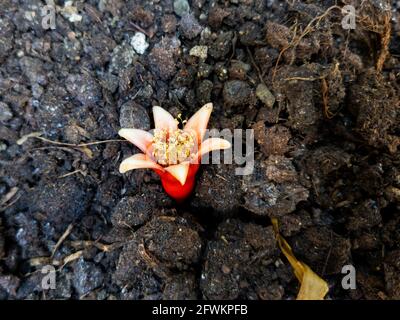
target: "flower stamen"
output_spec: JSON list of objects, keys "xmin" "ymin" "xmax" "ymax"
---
[{"xmin": 152, "ymin": 129, "xmax": 196, "ymax": 166}]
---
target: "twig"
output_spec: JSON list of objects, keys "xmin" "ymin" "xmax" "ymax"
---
[
  {"xmin": 272, "ymin": 5, "xmax": 341, "ymax": 81},
  {"xmin": 138, "ymin": 242, "xmax": 170, "ymax": 278},
  {"xmin": 246, "ymin": 46, "xmax": 265, "ymax": 85},
  {"xmin": 216, "ymin": 174, "xmax": 228, "ymax": 182},
  {"xmin": 284, "ymin": 77, "xmax": 320, "ymax": 81},
  {"xmin": 31, "ymin": 146, "xmax": 80, "ymax": 154},
  {"xmin": 321, "ymin": 78, "xmax": 334, "ymax": 119},
  {"xmin": 51, "ymin": 223, "xmax": 74, "ymax": 259},
  {"xmin": 376, "ymin": 12, "xmax": 391, "ymax": 73},
  {"xmin": 128, "ymin": 21, "xmax": 151, "ymax": 38},
  {"xmin": 34, "ymin": 136, "xmax": 125, "ymax": 147},
  {"xmin": 18, "ymin": 132, "xmax": 125, "ymax": 148},
  {"xmin": 69, "ymin": 240, "xmax": 124, "ymax": 252},
  {"xmin": 58, "ymin": 170, "xmax": 85, "ymax": 178}
]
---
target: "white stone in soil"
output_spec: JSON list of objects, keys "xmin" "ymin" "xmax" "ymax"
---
[{"xmin": 130, "ymin": 32, "xmax": 149, "ymax": 55}]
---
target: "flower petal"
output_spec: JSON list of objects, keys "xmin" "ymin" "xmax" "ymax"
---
[
  {"xmin": 195, "ymin": 138, "xmax": 231, "ymax": 162},
  {"xmin": 153, "ymin": 106, "xmax": 178, "ymax": 131},
  {"xmin": 184, "ymin": 103, "xmax": 213, "ymax": 142},
  {"xmin": 118, "ymin": 129, "xmax": 153, "ymax": 153},
  {"xmin": 164, "ymin": 162, "xmax": 190, "ymax": 186},
  {"xmin": 119, "ymin": 153, "xmax": 164, "ymax": 173}
]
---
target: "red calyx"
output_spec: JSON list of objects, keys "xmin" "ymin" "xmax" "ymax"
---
[{"xmin": 153, "ymin": 164, "xmax": 200, "ymax": 202}]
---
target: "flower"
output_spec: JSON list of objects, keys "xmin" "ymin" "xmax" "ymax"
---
[{"xmin": 118, "ymin": 103, "xmax": 231, "ymax": 202}]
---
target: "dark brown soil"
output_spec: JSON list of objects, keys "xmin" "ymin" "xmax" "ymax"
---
[{"xmin": 0, "ymin": 0, "xmax": 399, "ymax": 300}]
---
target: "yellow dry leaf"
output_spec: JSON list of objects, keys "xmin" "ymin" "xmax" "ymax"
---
[
  {"xmin": 271, "ymin": 218, "xmax": 329, "ymax": 300},
  {"xmin": 79, "ymin": 146, "xmax": 93, "ymax": 159},
  {"xmin": 297, "ymin": 264, "xmax": 329, "ymax": 300}
]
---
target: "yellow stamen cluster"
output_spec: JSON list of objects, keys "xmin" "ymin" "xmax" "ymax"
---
[{"xmin": 152, "ymin": 129, "xmax": 196, "ymax": 166}]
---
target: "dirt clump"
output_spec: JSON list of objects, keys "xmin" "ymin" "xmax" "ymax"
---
[
  {"xmin": 242, "ymin": 158, "xmax": 309, "ymax": 218},
  {"xmin": 200, "ymin": 219, "xmax": 289, "ymax": 300},
  {"xmin": 384, "ymin": 250, "xmax": 400, "ymax": 299},
  {"xmin": 193, "ymin": 164, "xmax": 243, "ymax": 216},
  {"xmin": 114, "ymin": 215, "xmax": 202, "ymax": 299},
  {"xmin": 27, "ymin": 177, "xmax": 91, "ymax": 235},
  {"xmin": 252, "ymin": 122, "xmax": 292, "ymax": 157},
  {"xmin": 349, "ymin": 69, "xmax": 400, "ymax": 153},
  {"xmin": 290, "ymin": 226, "xmax": 351, "ymax": 275},
  {"xmin": 223, "ymin": 80, "xmax": 255, "ymax": 110}
]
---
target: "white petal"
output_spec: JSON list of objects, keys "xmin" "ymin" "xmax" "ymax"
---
[
  {"xmin": 119, "ymin": 154, "xmax": 164, "ymax": 173},
  {"xmin": 165, "ymin": 162, "xmax": 190, "ymax": 186},
  {"xmin": 195, "ymin": 138, "xmax": 231, "ymax": 162},
  {"xmin": 153, "ymin": 106, "xmax": 178, "ymax": 131},
  {"xmin": 118, "ymin": 129, "xmax": 153, "ymax": 153},
  {"xmin": 184, "ymin": 103, "xmax": 213, "ymax": 142}
]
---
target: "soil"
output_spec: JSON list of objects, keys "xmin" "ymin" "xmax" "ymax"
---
[{"xmin": 0, "ymin": 0, "xmax": 399, "ymax": 300}]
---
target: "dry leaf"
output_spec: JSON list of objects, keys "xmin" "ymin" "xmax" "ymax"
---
[
  {"xmin": 79, "ymin": 146, "xmax": 93, "ymax": 159},
  {"xmin": 271, "ymin": 218, "xmax": 329, "ymax": 300},
  {"xmin": 61, "ymin": 250, "xmax": 83, "ymax": 268},
  {"xmin": 28, "ymin": 256, "xmax": 53, "ymax": 267},
  {"xmin": 297, "ymin": 264, "xmax": 329, "ymax": 300}
]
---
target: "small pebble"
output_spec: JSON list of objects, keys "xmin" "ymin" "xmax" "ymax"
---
[
  {"xmin": 148, "ymin": 37, "xmax": 180, "ymax": 80},
  {"xmin": 179, "ymin": 13, "xmax": 202, "ymax": 39},
  {"xmin": 173, "ymin": 0, "xmax": 190, "ymax": 17},
  {"xmin": 229, "ymin": 61, "xmax": 251, "ymax": 80},
  {"xmin": 0, "ymin": 102, "xmax": 13, "ymax": 122},
  {"xmin": 32, "ymin": 83, "xmax": 44, "ymax": 99},
  {"xmin": 0, "ymin": 142, "xmax": 7, "ymax": 152},
  {"xmin": 221, "ymin": 265, "xmax": 231, "ymax": 274},
  {"xmin": 66, "ymin": 74, "xmax": 102, "ymax": 106},
  {"xmin": 73, "ymin": 257, "xmax": 104, "ymax": 296},
  {"xmin": 223, "ymin": 80, "xmax": 252, "ymax": 106},
  {"xmin": 0, "ymin": 275, "xmax": 20, "ymax": 297},
  {"xmin": 197, "ymin": 63, "xmax": 213, "ymax": 78},
  {"xmin": 189, "ymin": 45, "xmax": 208, "ymax": 60},
  {"xmin": 130, "ymin": 32, "xmax": 149, "ymax": 55},
  {"xmin": 62, "ymin": 1, "xmax": 83, "ymax": 23},
  {"xmin": 110, "ymin": 43, "xmax": 137, "ymax": 73},
  {"xmin": 215, "ymin": 63, "xmax": 228, "ymax": 81},
  {"xmin": 256, "ymin": 83, "xmax": 275, "ymax": 108},
  {"xmin": 119, "ymin": 101, "xmax": 150, "ymax": 130},
  {"xmin": 162, "ymin": 15, "xmax": 177, "ymax": 33},
  {"xmin": 196, "ymin": 80, "xmax": 213, "ymax": 105}
]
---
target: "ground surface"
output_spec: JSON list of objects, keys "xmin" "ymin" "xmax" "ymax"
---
[{"xmin": 0, "ymin": 0, "xmax": 399, "ymax": 300}]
